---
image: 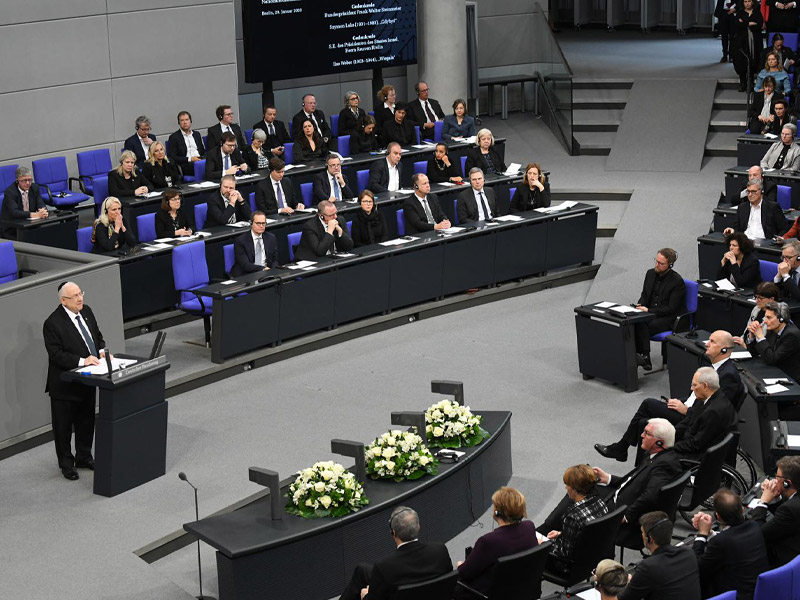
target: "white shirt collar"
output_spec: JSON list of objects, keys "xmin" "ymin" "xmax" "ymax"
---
[{"xmin": 62, "ymin": 304, "xmax": 80, "ymax": 319}]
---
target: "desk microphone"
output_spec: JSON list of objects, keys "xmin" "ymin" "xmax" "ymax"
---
[
  {"xmin": 103, "ymin": 348, "xmax": 113, "ymax": 381},
  {"xmin": 178, "ymin": 472, "xmax": 216, "ymax": 600}
]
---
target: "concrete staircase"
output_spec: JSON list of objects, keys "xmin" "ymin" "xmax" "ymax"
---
[
  {"xmin": 705, "ymin": 78, "xmax": 747, "ymax": 158},
  {"xmin": 572, "ymin": 79, "xmax": 633, "ymax": 155}
]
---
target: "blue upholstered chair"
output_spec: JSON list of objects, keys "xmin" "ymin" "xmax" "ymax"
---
[
  {"xmin": 753, "ymin": 558, "xmax": 795, "ymax": 600},
  {"xmin": 287, "ymin": 231, "xmax": 302, "ymax": 262},
  {"xmin": 706, "ymin": 591, "xmax": 737, "ymax": 600},
  {"xmin": 32, "ymin": 157, "xmax": 90, "ymax": 208},
  {"xmin": 649, "ymin": 278, "xmax": 698, "ymax": 369},
  {"xmin": 77, "ymin": 227, "xmax": 93, "ymax": 253},
  {"xmin": 76, "ymin": 149, "xmax": 112, "ymax": 196},
  {"xmin": 338, "ymin": 135, "xmax": 351, "ymax": 158},
  {"xmin": 356, "ymin": 170, "xmax": 369, "ymax": 193},
  {"xmin": 193, "ymin": 159, "xmax": 206, "ymax": 182},
  {"xmin": 0, "ymin": 241, "xmax": 37, "ymax": 284},
  {"xmin": 452, "ymin": 198, "xmax": 459, "ymax": 225},
  {"xmin": 284, "ymin": 142, "xmax": 294, "ymax": 165},
  {"xmin": 300, "ymin": 182, "xmax": 313, "ymax": 207},
  {"xmin": 759, "ymin": 259, "xmax": 779, "ymax": 283},
  {"xmin": 172, "ymin": 240, "xmax": 212, "ymax": 346},
  {"xmin": 223, "ymin": 243, "xmax": 234, "ymax": 277},
  {"xmin": 0, "ymin": 164, "xmax": 19, "ymax": 203},
  {"xmin": 194, "ymin": 203, "xmax": 208, "ymax": 231},
  {"xmin": 245, "ymin": 129, "xmax": 253, "ymax": 145},
  {"xmin": 414, "ymin": 161, "xmax": 427, "ymax": 175},
  {"xmin": 91, "ymin": 176, "xmax": 109, "ymax": 217},
  {"xmin": 414, "ymin": 125, "xmax": 421, "ymax": 145},
  {"xmin": 330, "ymin": 114, "xmax": 339, "ymax": 137},
  {"xmin": 396, "ymin": 209, "xmax": 405, "ymax": 236},
  {"xmin": 433, "ymin": 120, "xmax": 444, "ymax": 142},
  {"xmin": 461, "ymin": 155, "xmax": 467, "ymax": 175},
  {"xmin": 136, "ymin": 213, "xmax": 156, "ymax": 243},
  {"xmin": 248, "ymin": 191, "xmax": 256, "ymax": 213},
  {"xmin": 778, "ymin": 184, "xmax": 792, "ymax": 211}
]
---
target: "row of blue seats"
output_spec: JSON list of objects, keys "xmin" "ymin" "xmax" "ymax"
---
[{"xmin": 708, "ymin": 553, "xmax": 800, "ymax": 600}]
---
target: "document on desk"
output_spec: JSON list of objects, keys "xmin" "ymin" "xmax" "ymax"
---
[
  {"xmin": 235, "ymin": 174, "xmax": 258, "ymax": 180},
  {"xmin": 333, "ymin": 252, "xmax": 356, "ymax": 258},
  {"xmin": 225, "ymin": 221, "xmax": 250, "ymax": 227},
  {"xmin": 295, "ymin": 208, "xmax": 318, "ymax": 213},
  {"xmin": 397, "ymin": 188, "xmax": 415, "ymax": 194},
  {"xmin": 535, "ymin": 201, "xmax": 577, "ymax": 213},
  {"xmin": 764, "ymin": 133, "xmax": 778, "ymax": 139},
  {"xmin": 286, "ymin": 260, "xmax": 317, "ymax": 269},
  {"xmin": 504, "ymin": 163, "xmax": 522, "ymax": 176},
  {"xmin": 142, "ymin": 243, "xmax": 172, "ymax": 251},
  {"xmin": 144, "ymin": 192, "xmax": 161, "ymax": 198},
  {"xmin": 220, "ymin": 280, "xmax": 239, "ymax": 285},
  {"xmin": 153, "ymin": 237, "xmax": 176, "ymax": 243},
  {"xmin": 437, "ymin": 182, "xmax": 457, "ymax": 187},
  {"xmin": 765, "ymin": 383, "xmax": 789, "ymax": 394},
  {"xmin": 74, "ymin": 357, "xmax": 137, "ymax": 375},
  {"xmin": 787, "ymin": 435, "xmax": 800, "ymax": 446},
  {"xmin": 608, "ymin": 305, "xmax": 641, "ymax": 314},
  {"xmin": 441, "ymin": 226, "xmax": 466, "ymax": 233},
  {"xmin": 380, "ymin": 237, "xmax": 418, "ymax": 246},
  {"xmin": 494, "ymin": 215, "xmax": 523, "ymax": 222},
  {"xmin": 283, "ymin": 164, "xmax": 305, "ymax": 171},
  {"xmin": 731, "ymin": 350, "xmax": 752, "ymax": 359},
  {"xmin": 715, "ymin": 279, "xmax": 736, "ymax": 291},
  {"xmin": 577, "ymin": 590, "xmax": 601, "ymax": 600},
  {"xmin": 411, "ymin": 144, "xmax": 431, "ymax": 149},
  {"xmin": 594, "ymin": 301, "xmax": 616, "ymax": 308},
  {"xmin": 189, "ymin": 181, "xmax": 217, "ymax": 188}
]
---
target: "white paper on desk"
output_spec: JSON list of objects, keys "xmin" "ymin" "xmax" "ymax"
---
[
  {"xmin": 286, "ymin": 260, "xmax": 317, "ymax": 269},
  {"xmin": 441, "ymin": 226, "xmax": 466, "ymax": 233},
  {"xmin": 301, "ymin": 266, "xmax": 318, "ymax": 271},
  {"xmin": 701, "ymin": 282, "xmax": 713, "ymax": 288},
  {"xmin": 494, "ymin": 214, "xmax": 523, "ymax": 222},
  {"xmin": 731, "ymin": 350, "xmax": 752, "ymax": 359},
  {"xmin": 715, "ymin": 278, "xmax": 736, "ymax": 291},
  {"xmin": 235, "ymin": 173, "xmax": 258, "ymax": 180},
  {"xmin": 746, "ymin": 296, "xmax": 757, "ymax": 303},
  {"xmin": 194, "ymin": 231, "xmax": 211, "ymax": 238},
  {"xmin": 380, "ymin": 237, "xmax": 417, "ymax": 246},
  {"xmin": 225, "ymin": 221, "xmax": 250, "ymax": 227},
  {"xmin": 144, "ymin": 243, "xmax": 172, "ymax": 250},
  {"xmin": 411, "ymin": 144, "xmax": 430, "ymax": 149},
  {"xmin": 787, "ymin": 435, "xmax": 800, "ymax": 447},
  {"xmin": 504, "ymin": 163, "xmax": 522, "ymax": 175},
  {"xmin": 75, "ymin": 357, "xmax": 137, "ymax": 375},
  {"xmin": 437, "ymin": 182, "xmax": 457, "ymax": 187},
  {"xmin": 220, "ymin": 280, "xmax": 239, "ymax": 285},
  {"xmin": 764, "ymin": 378, "xmax": 784, "ymax": 385},
  {"xmin": 400, "ymin": 148, "xmax": 410, "ymax": 153},
  {"xmin": 140, "ymin": 245, "xmax": 162, "ymax": 252},
  {"xmin": 608, "ymin": 305, "xmax": 641, "ymax": 314},
  {"xmin": 764, "ymin": 133, "xmax": 778, "ymax": 139},
  {"xmin": 334, "ymin": 252, "xmax": 356, "ymax": 257},
  {"xmin": 747, "ymin": 498, "xmax": 762, "ymax": 509},
  {"xmin": 766, "ymin": 383, "xmax": 789, "ymax": 394},
  {"xmin": 577, "ymin": 589, "xmax": 601, "ymax": 600},
  {"xmin": 295, "ymin": 207, "xmax": 318, "ymax": 213},
  {"xmin": 535, "ymin": 532, "xmax": 548, "ymax": 544},
  {"xmin": 189, "ymin": 181, "xmax": 217, "ymax": 188},
  {"xmin": 595, "ymin": 301, "xmax": 616, "ymax": 308},
  {"xmin": 265, "ymin": 218, "xmax": 277, "ymax": 224},
  {"xmin": 153, "ymin": 237, "xmax": 175, "ymax": 243},
  {"xmin": 144, "ymin": 192, "xmax": 161, "ymax": 198},
  {"xmin": 397, "ymin": 188, "xmax": 415, "ymax": 194},
  {"xmin": 284, "ymin": 164, "xmax": 305, "ymax": 171},
  {"xmin": 763, "ymin": 168, "xmax": 776, "ymax": 172},
  {"xmin": 463, "ymin": 136, "xmax": 477, "ymax": 144}
]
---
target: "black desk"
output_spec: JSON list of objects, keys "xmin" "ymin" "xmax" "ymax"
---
[
  {"xmin": 737, "ymin": 134, "xmax": 774, "ymax": 167},
  {"xmin": 696, "ymin": 284, "xmax": 800, "ymax": 335},
  {"xmin": 724, "ymin": 165, "xmax": 800, "ymax": 207},
  {"xmin": 574, "ymin": 303, "xmax": 655, "ymax": 392},
  {"xmin": 0, "ymin": 211, "xmax": 79, "ymax": 251},
  {"xmin": 184, "ymin": 410, "xmax": 512, "ymax": 600},
  {"xmin": 697, "ymin": 232, "xmax": 784, "ymax": 281}
]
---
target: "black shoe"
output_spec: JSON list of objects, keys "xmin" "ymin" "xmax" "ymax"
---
[
  {"xmin": 738, "ymin": 82, "xmax": 746, "ymax": 92},
  {"xmin": 61, "ymin": 467, "xmax": 79, "ymax": 480},
  {"xmin": 720, "ymin": 55, "xmax": 728, "ymax": 63},
  {"xmin": 594, "ymin": 443, "xmax": 629, "ymax": 462},
  {"xmin": 76, "ymin": 458, "xmax": 94, "ymax": 470},
  {"xmin": 642, "ymin": 354, "xmax": 653, "ymax": 371}
]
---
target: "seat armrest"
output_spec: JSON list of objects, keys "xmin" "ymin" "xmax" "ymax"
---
[
  {"xmin": 175, "ymin": 288, "xmax": 209, "ymax": 313},
  {"xmin": 39, "ymin": 183, "xmax": 54, "ymax": 205},
  {"xmin": 18, "ymin": 268, "xmax": 38, "ymax": 278},
  {"xmin": 68, "ymin": 177, "xmax": 83, "ymax": 192},
  {"xmin": 455, "ymin": 581, "xmax": 488, "ymax": 600}
]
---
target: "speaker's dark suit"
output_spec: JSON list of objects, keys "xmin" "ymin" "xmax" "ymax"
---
[
  {"xmin": 337, "ymin": 107, "xmax": 367, "ymax": 137},
  {"xmin": 294, "ymin": 215, "xmax": 354, "ymax": 261},
  {"xmin": 43, "ymin": 304, "xmax": 105, "ymax": 469},
  {"xmin": 619, "ymin": 545, "xmax": 701, "ymax": 600},
  {"xmin": 205, "ymin": 147, "xmax": 247, "ymax": 181},
  {"xmin": 403, "ymin": 194, "xmax": 447, "ymax": 234},
  {"xmin": 673, "ymin": 389, "xmax": 737, "ymax": 458},
  {"xmin": 311, "ymin": 171, "xmax": 355, "ymax": 205},
  {"xmin": 368, "ymin": 159, "xmax": 403, "ymax": 194},
  {"xmin": 206, "ymin": 192, "xmax": 252, "ymax": 227},
  {"xmin": 731, "ymin": 199, "xmax": 788, "ymax": 239},
  {"xmin": 291, "ymin": 109, "xmax": 332, "ymax": 141},
  {"xmin": 456, "ymin": 186, "xmax": 498, "ymax": 223},
  {"xmin": 254, "ymin": 177, "xmax": 298, "ymax": 214},
  {"xmin": 167, "ymin": 129, "xmax": 206, "ymax": 176},
  {"xmin": 749, "ymin": 493, "xmax": 800, "ymax": 567},
  {"xmin": 692, "ymin": 519, "xmax": 768, "ymax": 600},
  {"xmin": 406, "ymin": 97, "xmax": 445, "ymax": 131},
  {"xmin": 231, "ymin": 230, "xmax": 278, "ymax": 276},
  {"xmin": 123, "ymin": 133, "xmax": 157, "ymax": 167},
  {"xmin": 2, "ymin": 183, "xmax": 46, "ymax": 238},
  {"xmin": 747, "ymin": 321, "xmax": 800, "ymax": 381},
  {"xmin": 206, "ymin": 123, "xmax": 246, "ymax": 151}
]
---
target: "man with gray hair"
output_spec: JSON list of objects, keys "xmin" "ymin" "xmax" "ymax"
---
[
  {"xmin": 456, "ymin": 167, "xmax": 498, "ymax": 223},
  {"xmin": 746, "ymin": 300, "xmax": 800, "ymax": 380},
  {"xmin": 723, "ymin": 178, "xmax": 787, "ymax": 240},
  {"xmin": 123, "ymin": 115, "xmax": 156, "ymax": 168},
  {"xmin": 734, "ymin": 165, "xmax": 776, "ymax": 204},
  {"xmin": 773, "ymin": 239, "xmax": 800, "ymax": 300},
  {"xmin": 760, "ymin": 123, "xmax": 800, "ymax": 171},
  {"xmin": 1, "ymin": 166, "xmax": 48, "ymax": 238},
  {"xmin": 339, "ymin": 506, "xmax": 452, "ymax": 600}
]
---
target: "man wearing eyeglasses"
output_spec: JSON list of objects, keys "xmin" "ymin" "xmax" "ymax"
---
[
  {"xmin": 406, "ymin": 81, "xmax": 445, "ymax": 139},
  {"xmin": 744, "ymin": 300, "xmax": 800, "ymax": 381},
  {"xmin": 123, "ymin": 115, "xmax": 157, "ymax": 168},
  {"xmin": 295, "ymin": 200, "xmax": 353, "ymax": 261},
  {"xmin": 230, "ymin": 211, "xmax": 278, "ymax": 276},
  {"xmin": 207, "ymin": 104, "xmax": 247, "ymax": 150},
  {"xmin": 43, "ymin": 281, "xmax": 107, "ymax": 481},
  {"xmin": 723, "ymin": 179, "xmax": 787, "ymax": 241},
  {"xmin": 312, "ymin": 155, "xmax": 355, "ymax": 205},
  {"xmin": 749, "ymin": 455, "xmax": 800, "ymax": 567},
  {"xmin": 1, "ymin": 166, "xmax": 48, "ymax": 238},
  {"xmin": 760, "ymin": 123, "xmax": 800, "ymax": 172},
  {"xmin": 773, "ymin": 239, "xmax": 800, "ymax": 300}
]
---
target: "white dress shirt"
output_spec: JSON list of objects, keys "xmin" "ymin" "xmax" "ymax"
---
[
  {"xmin": 387, "ymin": 159, "xmax": 400, "ymax": 192},
  {"xmin": 684, "ymin": 357, "xmax": 729, "ymax": 408},
  {"xmin": 472, "ymin": 188, "xmax": 492, "ymax": 220},
  {"xmin": 62, "ymin": 305, "xmax": 94, "ymax": 365},
  {"xmin": 182, "ymin": 130, "xmax": 199, "ymax": 159},
  {"xmin": 744, "ymin": 200, "xmax": 766, "ymax": 240}
]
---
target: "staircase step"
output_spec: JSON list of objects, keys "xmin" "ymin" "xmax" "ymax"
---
[
  {"xmin": 573, "ymin": 78, "xmax": 634, "ymax": 90},
  {"xmin": 574, "ymin": 123, "xmax": 619, "ymax": 132}
]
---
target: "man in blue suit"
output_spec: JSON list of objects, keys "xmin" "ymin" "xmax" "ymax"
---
[
  {"xmin": 230, "ymin": 211, "xmax": 278, "ymax": 276},
  {"xmin": 2, "ymin": 166, "xmax": 49, "ymax": 238},
  {"xmin": 123, "ymin": 115, "xmax": 157, "ymax": 168}
]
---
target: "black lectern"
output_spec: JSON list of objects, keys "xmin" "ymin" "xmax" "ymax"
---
[{"xmin": 62, "ymin": 355, "xmax": 170, "ymax": 497}]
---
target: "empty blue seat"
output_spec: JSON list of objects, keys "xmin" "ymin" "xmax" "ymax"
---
[
  {"xmin": 0, "ymin": 164, "xmax": 19, "ymax": 203},
  {"xmin": 753, "ymin": 559, "xmax": 794, "ymax": 600},
  {"xmin": 223, "ymin": 243, "xmax": 234, "ymax": 277},
  {"xmin": 32, "ymin": 157, "xmax": 90, "ymax": 208},
  {"xmin": 248, "ymin": 191, "xmax": 256, "ymax": 213},
  {"xmin": 245, "ymin": 129, "xmax": 254, "ymax": 145},
  {"xmin": 453, "ymin": 198, "xmax": 459, "ymax": 225},
  {"xmin": 461, "ymin": 155, "xmax": 467, "ymax": 175},
  {"xmin": 414, "ymin": 161, "xmax": 427, "ymax": 175},
  {"xmin": 284, "ymin": 142, "xmax": 294, "ymax": 165},
  {"xmin": 760, "ymin": 259, "xmax": 779, "ymax": 282},
  {"xmin": 172, "ymin": 240, "xmax": 212, "ymax": 346},
  {"xmin": 397, "ymin": 209, "xmax": 405, "ymax": 236},
  {"xmin": 0, "ymin": 242, "xmax": 22, "ymax": 283},
  {"xmin": 338, "ymin": 135, "xmax": 351, "ymax": 158},
  {"xmin": 778, "ymin": 184, "xmax": 792, "ymax": 211},
  {"xmin": 357, "ymin": 170, "xmax": 370, "ymax": 193},
  {"xmin": 136, "ymin": 213, "xmax": 156, "ymax": 242},
  {"xmin": 433, "ymin": 120, "xmax": 444, "ymax": 142},
  {"xmin": 194, "ymin": 203, "xmax": 208, "ymax": 231},
  {"xmin": 414, "ymin": 125, "xmax": 421, "ymax": 145},
  {"xmin": 300, "ymin": 182, "xmax": 313, "ymax": 207},
  {"xmin": 287, "ymin": 231, "xmax": 302, "ymax": 261},
  {"xmin": 331, "ymin": 114, "xmax": 339, "ymax": 137},
  {"xmin": 91, "ymin": 176, "xmax": 109, "ymax": 217},
  {"xmin": 76, "ymin": 149, "xmax": 112, "ymax": 196},
  {"xmin": 193, "ymin": 159, "xmax": 206, "ymax": 182},
  {"xmin": 77, "ymin": 227, "xmax": 93, "ymax": 253}
]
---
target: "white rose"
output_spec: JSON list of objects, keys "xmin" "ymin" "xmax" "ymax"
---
[
  {"xmin": 382, "ymin": 447, "xmax": 396, "ymax": 459},
  {"xmin": 319, "ymin": 495, "xmax": 332, "ymax": 509},
  {"xmin": 314, "ymin": 481, "xmax": 326, "ymax": 493},
  {"xmin": 322, "ymin": 470, "xmax": 334, "ymax": 481},
  {"xmin": 426, "ymin": 424, "xmax": 432, "ymax": 433},
  {"xmin": 305, "ymin": 498, "xmax": 314, "ymax": 507},
  {"xmin": 385, "ymin": 460, "xmax": 395, "ymax": 471},
  {"xmin": 418, "ymin": 455, "xmax": 430, "ymax": 465},
  {"xmin": 432, "ymin": 426, "xmax": 444, "ymax": 437}
]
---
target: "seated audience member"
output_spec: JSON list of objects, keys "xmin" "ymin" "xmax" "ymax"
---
[
  {"xmin": 764, "ymin": 98, "xmax": 796, "ymax": 136},
  {"xmin": 167, "ymin": 111, "xmax": 205, "ymax": 177},
  {"xmin": 442, "ymin": 98, "xmax": 477, "ymax": 142},
  {"xmin": 242, "ymin": 129, "xmax": 271, "ymax": 171},
  {"xmin": 755, "ymin": 51, "xmax": 792, "ymax": 96},
  {"xmin": 123, "ymin": 115, "xmax": 156, "ymax": 168},
  {"xmin": 252, "ymin": 105, "xmax": 291, "ymax": 159},
  {"xmin": 596, "ymin": 339, "xmax": 741, "ymax": 463},
  {"xmin": 773, "ymin": 239, "xmax": 800, "ymax": 299},
  {"xmin": 406, "ymin": 81, "xmax": 445, "ymax": 137},
  {"xmin": 339, "ymin": 506, "xmax": 452, "ymax": 600},
  {"xmin": 92, "ymin": 197, "xmax": 137, "ymax": 253},
  {"xmin": 734, "ymin": 165, "xmax": 776, "ymax": 205},
  {"xmin": 732, "ymin": 0, "xmax": 763, "ymax": 92},
  {"xmin": 1, "ymin": 166, "xmax": 48, "ymax": 238},
  {"xmin": 350, "ymin": 190, "xmax": 388, "ymax": 247},
  {"xmin": 154, "ymin": 189, "xmax": 192, "ymax": 239},
  {"xmin": 338, "ymin": 91, "xmax": 367, "ymax": 137},
  {"xmin": 759, "ymin": 123, "xmax": 800, "ymax": 171},
  {"xmin": 718, "ymin": 231, "xmax": 760, "ymax": 288},
  {"xmin": 733, "ymin": 281, "xmax": 779, "ymax": 347},
  {"xmin": 591, "ymin": 559, "xmax": 628, "ymax": 600},
  {"xmin": 205, "ymin": 132, "xmax": 249, "ymax": 180},
  {"xmin": 293, "ymin": 118, "xmax": 329, "ymax": 163},
  {"xmin": 403, "ymin": 173, "xmax": 451, "ymax": 234},
  {"xmin": 143, "ymin": 141, "xmax": 182, "ymax": 189},
  {"xmin": 779, "ymin": 213, "xmax": 800, "ymax": 240},
  {"xmin": 617, "ymin": 511, "xmax": 701, "ymax": 600},
  {"xmin": 464, "ymin": 129, "xmax": 507, "ymax": 176},
  {"xmin": 723, "ymin": 179, "xmax": 787, "ymax": 241},
  {"xmin": 454, "ymin": 487, "xmax": 538, "ymax": 599},
  {"xmin": 541, "ymin": 465, "xmax": 608, "ymax": 574},
  {"xmin": 542, "ymin": 419, "xmax": 682, "ymax": 549},
  {"xmin": 749, "ymin": 455, "xmax": 800, "ymax": 567},
  {"xmin": 368, "ymin": 142, "xmax": 403, "ymax": 194},
  {"xmin": 291, "ymin": 94, "xmax": 332, "ymax": 143},
  {"xmin": 759, "ymin": 32, "xmax": 796, "ymax": 75},
  {"xmin": 744, "ymin": 300, "xmax": 800, "ymax": 380},
  {"xmin": 207, "ymin": 105, "xmax": 246, "ymax": 150},
  {"xmin": 254, "ymin": 158, "xmax": 301, "ymax": 215},
  {"xmin": 375, "ymin": 85, "xmax": 398, "ymax": 132},
  {"xmin": 633, "ymin": 248, "xmax": 685, "ymax": 370},
  {"xmin": 206, "ymin": 175, "xmax": 251, "ymax": 227},
  {"xmin": 766, "ymin": 0, "xmax": 799, "ymax": 34},
  {"xmin": 426, "ymin": 143, "xmax": 463, "ymax": 184},
  {"xmin": 295, "ymin": 200, "xmax": 353, "ymax": 261},
  {"xmin": 511, "ymin": 163, "xmax": 551, "ymax": 212},
  {"xmin": 381, "ymin": 102, "xmax": 416, "ymax": 147},
  {"xmin": 108, "ymin": 150, "xmax": 154, "ymax": 198},
  {"xmin": 749, "ymin": 76, "xmax": 778, "ymax": 135},
  {"xmin": 457, "ymin": 168, "xmax": 498, "ymax": 223},
  {"xmin": 312, "ymin": 155, "xmax": 355, "ymax": 205},
  {"xmin": 351, "ymin": 116, "xmax": 381, "ymax": 154},
  {"xmin": 230, "ymin": 211, "xmax": 278, "ymax": 277},
  {"xmin": 692, "ymin": 489, "xmax": 769, "ymax": 600}
]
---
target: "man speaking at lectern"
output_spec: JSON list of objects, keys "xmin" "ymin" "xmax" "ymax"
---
[{"xmin": 43, "ymin": 281, "xmax": 106, "ymax": 481}]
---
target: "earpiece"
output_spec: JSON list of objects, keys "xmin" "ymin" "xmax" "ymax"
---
[
  {"xmin": 494, "ymin": 510, "xmax": 506, "ymax": 520},
  {"xmin": 655, "ymin": 439, "xmax": 664, "ymax": 448},
  {"xmin": 782, "ymin": 477, "xmax": 792, "ymax": 489},
  {"xmin": 644, "ymin": 518, "xmax": 670, "ymax": 544},
  {"xmin": 414, "ymin": 184, "xmax": 418, "ymax": 190},
  {"xmin": 720, "ymin": 346, "xmax": 735, "ymax": 354},
  {"xmin": 388, "ymin": 507, "xmax": 412, "ymax": 534}
]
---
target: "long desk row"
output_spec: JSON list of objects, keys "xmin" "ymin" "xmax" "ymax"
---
[
  {"xmin": 724, "ymin": 164, "xmax": 800, "ymax": 208},
  {"xmin": 697, "ymin": 231, "xmax": 782, "ymax": 281}
]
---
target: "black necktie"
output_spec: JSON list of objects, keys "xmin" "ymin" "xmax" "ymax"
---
[
  {"xmin": 424, "ymin": 101, "xmax": 436, "ymax": 123},
  {"xmin": 75, "ymin": 314, "xmax": 98, "ymax": 356},
  {"xmin": 478, "ymin": 191, "xmax": 491, "ymax": 220}
]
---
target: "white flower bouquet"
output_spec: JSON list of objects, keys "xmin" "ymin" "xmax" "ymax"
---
[
  {"xmin": 285, "ymin": 460, "xmax": 369, "ymax": 518},
  {"xmin": 425, "ymin": 399, "xmax": 489, "ymax": 448},
  {"xmin": 365, "ymin": 429, "xmax": 439, "ymax": 482}
]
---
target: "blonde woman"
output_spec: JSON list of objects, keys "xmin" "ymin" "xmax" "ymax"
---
[
  {"xmin": 143, "ymin": 141, "xmax": 182, "ymax": 188},
  {"xmin": 108, "ymin": 150, "xmax": 153, "ymax": 198},
  {"xmin": 92, "ymin": 196, "xmax": 137, "ymax": 253}
]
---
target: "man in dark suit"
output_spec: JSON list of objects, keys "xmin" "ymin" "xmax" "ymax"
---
[
  {"xmin": 406, "ymin": 81, "xmax": 445, "ymax": 139},
  {"xmin": 291, "ymin": 94, "xmax": 332, "ymax": 143},
  {"xmin": 634, "ymin": 247, "xmax": 686, "ymax": 370},
  {"xmin": 692, "ymin": 489, "xmax": 768, "ymax": 600},
  {"xmin": 381, "ymin": 103, "xmax": 416, "ymax": 147},
  {"xmin": 230, "ymin": 211, "xmax": 278, "ymax": 276},
  {"xmin": 167, "ymin": 111, "xmax": 206, "ymax": 177},
  {"xmin": 312, "ymin": 155, "xmax": 355, "ymax": 205},
  {"xmin": 773, "ymin": 240, "xmax": 800, "ymax": 301},
  {"xmin": 295, "ymin": 200, "xmax": 353, "ymax": 261},
  {"xmin": 745, "ymin": 301, "xmax": 800, "ymax": 381},
  {"xmin": 255, "ymin": 158, "xmax": 302, "ymax": 215},
  {"xmin": 731, "ymin": 165, "xmax": 777, "ymax": 205},
  {"xmin": 596, "ymin": 332, "xmax": 743, "ymax": 463},
  {"xmin": 457, "ymin": 168, "xmax": 498, "ymax": 223},
  {"xmin": 43, "ymin": 281, "xmax": 106, "ymax": 481},
  {"xmin": 618, "ymin": 511, "xmax": 701, "ymax": 600},
  {"xmin": 749, "ymin": 457, "xmax": 800, "ymax": 567},
  {"xmin": 339, "ymin": 506, "xmax": 452, "ymax": 600},
  {"xmin": 207, "ymin": 105, "xmax": 247, "ymax": 151},
  {"xmin": 206, "ymin": 175, "xmax": 251, "ymax": 227},
  {"xmin": 403, "ymin": 174, "xmax": 451, "ymax": 234},
  {"xmin": 123, "ymin": 115, "xmax": 156, "ymax": 168},
  {"xmin": 205, "ymin": 133, "xmax": 249, "ymax": 180},
  {"xmin": 2, "ymin": 166, "xmax": 49, "ymax": 238},
  {"xmin": 252, "ymin": 105, "xmax": 291, "ymax": 160},
  {"xmin": 724, "ymin": 179, "xmax": 788, "ymax": 241},
  {"xmin": 368, "ymin": 142, "xmax": 403, "ymax": 194}
]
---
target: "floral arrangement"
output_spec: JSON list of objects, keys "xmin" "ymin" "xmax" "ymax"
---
[
  {"xmin": 285, "ymin": 461, "xmax": 369, "ymax": 518},
  {"xmin": 425, "ymin": 399, "xmax": 489, "ymax": 448},
  {"xmin": 365, "ymin": 429, "xmax": 439, "ymax": 481}
]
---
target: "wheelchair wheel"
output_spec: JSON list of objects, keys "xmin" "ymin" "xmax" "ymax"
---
[
  {"xmin": 733, "ymin": 447, "xmax": 758, "ymax": 489},
  {"xmin": 679, "ymin": 464, "xmax": 749, "ymax": 525}
]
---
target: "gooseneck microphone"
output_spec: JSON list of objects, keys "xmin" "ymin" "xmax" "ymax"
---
[{"xmin": 178, "ymin": 472, "xmax": 216, "ymax": 600}]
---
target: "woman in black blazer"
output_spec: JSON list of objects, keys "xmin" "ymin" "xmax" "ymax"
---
[
  {"xmin": 293, "ymin": 119, "xmax": 329, "ymax": 162},
  {"xmin": 142, "ymin": 142, "xmax": 182, "ymax": 189},
  {"xmin": 92, "ymin": 196, "xmax": 137, "ymax": 253},
  {"xmin": 375, "ymin": 84, "xmax": 398, "ymax": 131},
  {"xmin": 426, "ymin": 143, "xmax": 463, "ymax": 184},
  {"xmin": 108, "ymin": 150, "xmax": 154, "ymax": 198},
  {"xmin": 464, "ymin": 128, "xmax": 507, "ymax": 176},
  {"xmin": 351, "ymin": 116, "xmax": 381, "ymax": 154},
  {"xmin": 154, "ymin": 188, "xmax": 193, "ymax": 238},
  {"xmin": 242, "ymin": 128, "xmax": 271, "ymax": 171},
  {"xmin": 511, "ymin": 163, "xmax": 551, "ymax": 212},
  {"xmin": 718, "ymin": 231, "xmax": 761, "ymax": 289},
  {"xmin": 350, "ymin": 190, "xmax": 388, "ymax": 247},
  {"xmin": 338, "ymin": 91, "xmax": 367, "ymax": 137}
]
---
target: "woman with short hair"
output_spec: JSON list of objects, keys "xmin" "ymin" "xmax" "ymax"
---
[{"xmin": 464, "ymin": 128, "xmax": 507, "ymax": 176}]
